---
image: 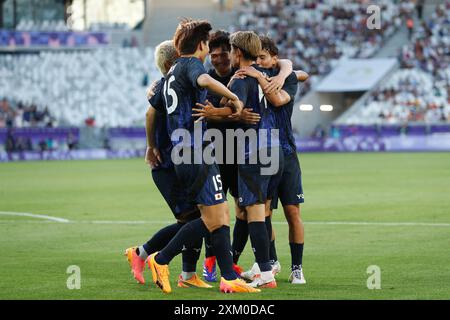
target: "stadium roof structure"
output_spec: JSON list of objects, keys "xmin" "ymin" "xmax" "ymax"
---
[{"xmin": 316, "ymin": 58, "xmax": 397, "ymax": 92}]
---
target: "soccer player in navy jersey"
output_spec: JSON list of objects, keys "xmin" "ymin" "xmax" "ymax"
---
[
  {"xmin": 146, "ymin": 19, "xmax": 259, "ymax": 294},
  {"xmin": 201, "ymin": 30, "xmax": 238, "ymax": 281},
  {"xmin": 124, "ymin": 40, "xmax": 213, "ymax": 289},
  {"xmin": 237, "ymin": 35, "xmax": 309, "ymax": 284},
  {"xmin": 201, "ymin": 30, "xmax": 297, "ymax": 283},
  {"xmin": 194, "ymin": 31, "xmax": 292, "ymax": 288}
]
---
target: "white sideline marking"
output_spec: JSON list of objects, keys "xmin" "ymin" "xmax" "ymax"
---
[
  {"xmin": 0, "ymin": 211, "xmax": 70, "ymax": 223},
  {"xmin": 0, "ymin": 214, "xmax": 449, "ymax": 227}
]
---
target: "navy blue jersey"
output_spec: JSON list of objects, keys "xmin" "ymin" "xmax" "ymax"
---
[
  {"xmin": 163, "ymin": 57, "xmax": 208, "ymax": 148},
  {"xmin": 229, "ymin": 64, "xmax": 277, "ymax": 158},
  {"xmin": 268, "ymin": 71, "xmax": 298, "ymax": 155},
  {"xmin": 148, "ymin": 78, "xmax": 173, "ymax": 170},
  {"xmin": 229, "ymin": 64, "xmax": 276, "ymax": 131},
  {"xmin": 206, "ymin": 68, "xmax": 233, "ymax": 107},
  {"xmin": 206, "ymin": 67, "xmax": 239, "ymax": 132}
]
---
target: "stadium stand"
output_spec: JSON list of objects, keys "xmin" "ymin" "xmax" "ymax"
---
[
  {"xmin": 342, "ymin": 2, "xmax": 450, "ymax": 125},
  {"xmin": 16, "ymin": 19, "xmax": 70, "ymax": 32},
  {"xmin": 0, "ymin": 98, "xmax": 55, "ymax": 128},
  {"xmin": 0, "ymin": 48, "xmax": 160, "ymax": 127},
  {"xmin": 232, "ymin": 0, "xmax": 416, "ymax": 94}
]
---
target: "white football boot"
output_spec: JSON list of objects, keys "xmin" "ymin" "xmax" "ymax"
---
[
  {"xmin": 271, "ymin": 261, "xmax": 281, "ymax": 276},
  {"xmin": 249, "ymin": 271, "xmax": 277, "ymax": 288},
  {"xmin": 289, "ymin": 267, "xmax": 306, "ymax": 284},
  {"xmin": 240, "ymin": 262, "xmax": 260, "ymax": 282}
]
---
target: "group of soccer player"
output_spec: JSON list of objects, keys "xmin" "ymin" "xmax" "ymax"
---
[{"xmin": 125, "ymin": 18, "xmax": 309, "ymax": 294}]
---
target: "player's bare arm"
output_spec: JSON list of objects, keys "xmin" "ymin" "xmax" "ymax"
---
[
  {"xmin": 264, "ymin": 59, "xmax": 293, "ymax": 94},
  {"xmin": 144, "ymin": 105, "xmax": 161, "ymax": 168},
  {"xmin": 235, "ymin": 66, "xmax": 291, "ymax": 107},
  {"xmin": 193, "ymin": 100, "xmax": 233, "ymax": 123},
  {"xmin": 295, "ymin": 70, "xmax": 309, "ymax": 82},
  {"xmin": 197, "ymin": 73, "xmax": 242, "ymax": 116},
  {"xmin": 193, "ymin": 100, "xmax": 260, "ymax": 125},
  {"xmin": 146, "ymin": 80, "xmax": 159, "ymax": 100}
]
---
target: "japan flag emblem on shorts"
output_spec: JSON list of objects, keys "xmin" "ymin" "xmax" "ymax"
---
[{"xmin": 215, "ymin": 193, "xmax": 223, "ymax": 201}]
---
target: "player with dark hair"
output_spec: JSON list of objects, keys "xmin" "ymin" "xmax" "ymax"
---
[
  {"xmin": 194, "ymin": 30, "xmax": 292, "ymax": 288},
  {"xmin": 146, "ymin": 19, "xmax": 259, "ymax": 294},
  {"xmin": 201, "ymin": 30, "xmax": 242, "ymax": 281},
  {"xmin": 200, "ymin": 30, "xmax": 295, "ymax": 283},
  {"xmin": 238, "ymin": 35, "xmax": 309, "ymax": 284},
  {"xmin": 124, "ymin": 40, "xmax": 211, "ymax": 289}
]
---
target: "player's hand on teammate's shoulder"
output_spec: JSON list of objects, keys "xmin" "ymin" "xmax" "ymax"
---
[
  {"xmin": 146, "ymin": 80, "xmax": 158, "ymax": 100},
  {"xmin": 265, "ymin": 74, "xmax": 285, "ymax": 94},
  {"xmin": 229, "ymin": 72, "xmax": 246, "ymax": 83},
  {"xmin": 240, "ymin": 108, "xmax": 261, "ymax": 125},
  {"xmin": 235, "ymin": 66, "xmax": 261, "ymax": 80},
  {"xmin": 145, "ymin": 146, "xmax": 161, "ymax": 169}
]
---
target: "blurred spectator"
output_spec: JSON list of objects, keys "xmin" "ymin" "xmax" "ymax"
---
[
  {"xmin": 406, "ymin": 15, "xmax": 414, "ymax": 39},
  {"xmin": 416, "ymin": 0, "xmax": 425, "ymax": 20},
  {"xmin": 232, "ymin": 0, "xmax": 414, "ymax": 96},
  {"xmin": 345, "ymin": 2, "xmax": 450, "ymax": 125},
  {"xmin": 5, "ymin": 130, "xmax": 16, "ymax": 153},
  {"xmin": 67, "ymin": 133, "xmax": 78, "ymax": 150},
  {"xmin": 85, "ymin": 117, "xmax": 96, "ymax": 127},
  {"xmin": 15, "ymin": 137, "xmax": 32, "ymax": 152},
  {"xmin": 0, "ymin": 98, "xmax": 54, "ymax": 129},
  {"xmin": 312, "ymin": 124, "xmax": 326, "ymax": 139}
]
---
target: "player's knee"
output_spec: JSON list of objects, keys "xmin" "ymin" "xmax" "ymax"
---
[
  {"xmin": 201, "ymin": 214, "xmax": 227, "ymax": 232},
  {"xmin": 284, "ymin": 206, "xmax": 301, "ymax": 224},
  {"xmin": 203, "ymin": 220, "xmax": 224, "ymax": 232}
]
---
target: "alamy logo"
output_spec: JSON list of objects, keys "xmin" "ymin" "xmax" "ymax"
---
[
  {"xmin": 170, "ymin": 122, "xmax": 280, "ymax": 175},
  {"xmin": 367, "ymin": 5, "xmax": 381, "ymax": 30},
  {"xmin": 366, "ymin": 265, "xmax": 381, "ymax": 289},
  {"xmin": 66, "ymin": 265, "xmax": 81, "ymax": 290}
]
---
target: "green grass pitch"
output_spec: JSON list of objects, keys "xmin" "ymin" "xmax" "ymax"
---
[{"xmin": 0, "ymin": 153, "xmax": 449, "ymax": 300}]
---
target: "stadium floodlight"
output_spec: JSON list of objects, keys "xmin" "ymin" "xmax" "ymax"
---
[
  {"xmin": 320, "ymin": 105, "xmax": 333, "ymax": 112},
  {"xmin": 299, "ymin": 104, "xmax": 313, "ymax": 111}
]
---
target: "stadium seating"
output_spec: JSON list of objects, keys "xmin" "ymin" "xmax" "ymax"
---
[
  {"xmin": 0, "ymin": 48, "xmax": 160, "ymax": 127},
  {"xmin": 343, "ymin": 2, "xmax": 450, "ymax": 124},
  {"xmin": 16, "ymin": 19, "xmax": 70, "ymax": 32},
  {"xmin": 232, "ymin": 0, "xmax": 413, "ymax": 94}
]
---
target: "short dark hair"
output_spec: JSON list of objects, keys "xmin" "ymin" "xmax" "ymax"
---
[
  {"xmin": 173, "ymin": 18, "xmax": 212, "ymax": 55},
  {"xmin": 209, "ymin": 30, "xmax": 231, "ymax": 53},
  {"xmin": 259, "ymin": 35, "xmax": 279, "ymax": 57}
]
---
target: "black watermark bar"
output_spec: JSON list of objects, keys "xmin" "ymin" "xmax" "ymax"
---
[{"xmin": 0, "ymin": 300, "xmax": 444, "ymax": 319}]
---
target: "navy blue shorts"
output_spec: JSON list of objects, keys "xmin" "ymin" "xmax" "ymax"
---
[
  {"xmin": 152, "ymin": 168, "xmax": 199, "ymax": 219},
  {"xmin": 271, "ymin": 152, "xmax": 304, "ymax": 210},
  {"xmin": 237, "ymin": 148, "xmax": 283, "ymax": 207},
  {"xmin": 218, "ymin": 163, "xmax": 238, "ymax": 198},
  {"xmin": 174, "ymin": 160, "xmax": 226, "ymax": 207}
]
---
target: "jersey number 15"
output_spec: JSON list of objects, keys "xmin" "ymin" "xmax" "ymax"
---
[{"xmin": 164, "ymin": 75, "xmax": 178, "ymax": 114}]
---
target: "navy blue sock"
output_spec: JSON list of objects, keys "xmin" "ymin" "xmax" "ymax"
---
[
  {"xmin": 211, "ymin": 225, "xmax": 236, "ymax": 280},
  {"xmin": 232, "ymin": 217, "xmax": 248, "ymax": 264},
  {"xmin": 248, "ymin": 221, "xmax": 271, "ymax": 272},
  {"xmin": 270, "ymin": 240, "xmax": 277, "ymax": 264},
  {"xmin": 155, "ymin": 218, "xmax": 209, "ymax": 265},
  {"xmin": 142, "ymin": 222, "xmax": 183, "ymax": 255},
  {"xmin": 265, "ymin": 216, "xmax": 278, "ymax": 263},
  {"xmin": 290, "ymin": 242, "xmax": 304, "ymax": 270},
  {"xmin": 204, "ymin": 234, "xmax": 214, "ymax": 258},
  {"xmin": 182, "ymin": 235, "xmax": 202, "ymax": 272}
]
